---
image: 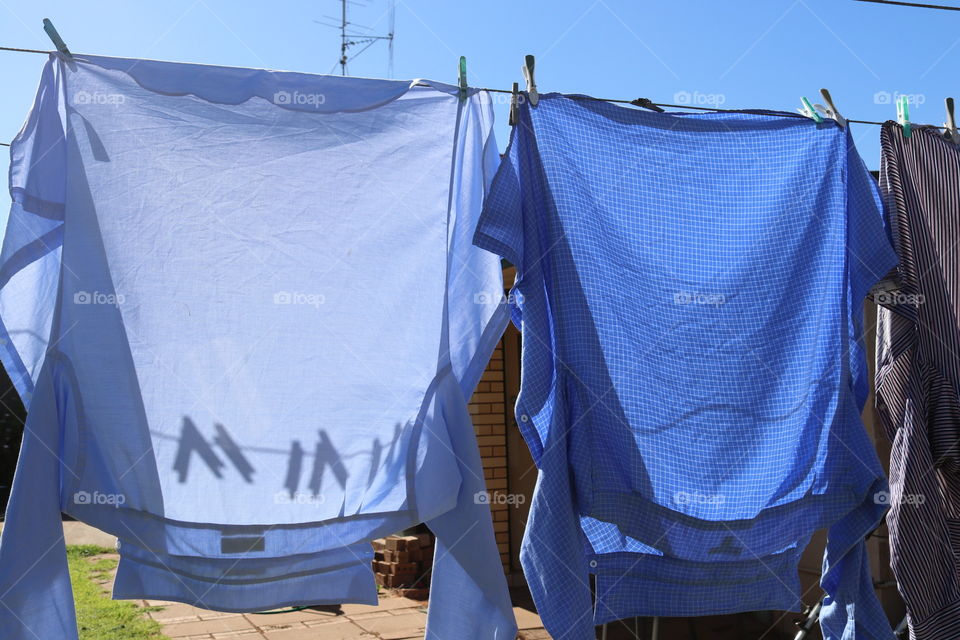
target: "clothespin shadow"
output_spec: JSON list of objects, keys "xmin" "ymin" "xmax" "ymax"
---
[
  {"xmin": 173, "ymin": 417, "xmax": 256, "ymax": 484},
  {"xmin": 213, "ymin": 423, "xmax": 254, "ymax": 483},
  {"xmin": 174, "ymin": 417, "xmax": 225, "ymax": 482},
  {"xmin": 307, "ymin": 430, "xmax": 349, "ymax": 496}
]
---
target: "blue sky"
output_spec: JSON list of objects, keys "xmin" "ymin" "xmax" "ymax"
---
[{"xmin": 1, "ymin": 0, "xmax": 959, "ymax": 197}]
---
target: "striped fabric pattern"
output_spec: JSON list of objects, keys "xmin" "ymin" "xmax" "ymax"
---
[{"xmin": 877, "ymin": 122, "xmax": 960, "ymax": 640}]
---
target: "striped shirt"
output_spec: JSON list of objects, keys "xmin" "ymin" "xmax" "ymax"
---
[{"xmin": 877, "ymin": 122, "xmax": 960, "ymax": 639}]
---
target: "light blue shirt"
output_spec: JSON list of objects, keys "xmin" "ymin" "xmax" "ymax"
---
[
  {"xmin": 474, "ymin": 95, "xmax": 898, "ymax": 640},
  {"xmin": 0, "ymin": 54, "xmax": 516, "ymax": 640}
]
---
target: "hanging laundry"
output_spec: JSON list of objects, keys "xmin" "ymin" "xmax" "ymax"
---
[
  {"xmin": 0, "ymin": 54, "xmax": 516, "ymax": 640},
  {"xmin": 473, "ymin": 95, "xmax": 899, "ymax": 640},
  {"xmin": 876, "ymin": 122, "xmax": 960, "ymax": 640}
]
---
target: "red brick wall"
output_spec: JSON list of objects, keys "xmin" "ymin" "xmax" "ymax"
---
[{"xmin": 468, "ymin": 341, "xmax": 511, "ymax": 573}]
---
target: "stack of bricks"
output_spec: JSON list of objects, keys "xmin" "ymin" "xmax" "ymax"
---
[
  {"xmin": 372, "ymin": 533, "xmax": 433, "ymax": 598},
  {"xmin": 468, "ymin": 340, "xmax": 511, "ymax": 573}
]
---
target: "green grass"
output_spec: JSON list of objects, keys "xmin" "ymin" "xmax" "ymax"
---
[{"xmin": 67, "ymin": 545, "xmax": 168, "ymax": 640}]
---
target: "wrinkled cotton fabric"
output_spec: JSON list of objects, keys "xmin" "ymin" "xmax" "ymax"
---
[
  {"xmin": 474, "ymin": 94, "xmax": 898, "ymax": 640},
  {"xmin": 0, "ymin": 53, "xmax": 516, "ymax": 640}
]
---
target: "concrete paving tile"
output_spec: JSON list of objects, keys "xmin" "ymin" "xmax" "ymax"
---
[
  {"xmin": 247, "ymin": 608, "xmax": 340, "ymax": 626},
  {"xmin": 262, "ymin": 620, "xmax": 371, "ymax": 639},
  {"xmin": 212, "ymin": 630, "xmax": 265, "ymax": 638},
  {"xmin": 346, "ymin": 610, "xmax": 393, "ymax": 620},
  {"xmin": 352, "ymin": 611, "xmax": 427, "ymax": 640},
  {"xmin": 151, "ymin": 612, "xmax": 203, "ymax": 624},
  {"xmin": 61, "ymin": 520, "xmax": 119, "ymax": 547},
  {"xmin": 149, "ymin": 602, "xmax": 206, "ymax": 622},
  {"xmin": 198, "ymin": 609, "xmax": 244, "ymax": 620},
  {"xmin": 164, "ymin": 614, "xmax": 256, "ymax": 637},
  {"xmin": 253, "ymin": 623, "xmax": 300, "ymax": 633},
  {"xmin": 303, "ymin": 616, "xmax": 361, "ymax": 628},
  {"xmin": 340, "ymin": 596, "xmax": 422, "ymax": 615}
]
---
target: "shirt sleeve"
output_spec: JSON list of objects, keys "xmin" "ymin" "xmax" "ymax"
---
[
  {"xmin": 472, "ymin": 127, "xmax": 525, "ymax": 330},
  {"xmin": 817, "ymin": 131, "xmax": 899, "ymax": 640},
  {"xmin": 472, "ymin": 110, "xmax": 550, "ymax": 467},
  {"xmin": 0, "ymin": 55, "xmax": 77, "ymax": 640},
  {"xmin": 844, "ymin": 129, "xmax": 899, "ymax": 410},
  {"xmin": 446, "ymin": 90, "xmax": 510, "ymax": 397},
  {"xmin": 423, "ymin": 90, "xmax": 517, "ymax": 640},
  {"xmin": 0, "ymin": 55, "xmax": 66, "ymax": 405},
  {"xmin": 0, "ymin": 366, "xmax": 78, "ymax": 640}
]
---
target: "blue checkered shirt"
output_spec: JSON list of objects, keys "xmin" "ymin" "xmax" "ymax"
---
[{"xmin": 474, "ymin": 95, "xmax": 898, "ymax": 640}]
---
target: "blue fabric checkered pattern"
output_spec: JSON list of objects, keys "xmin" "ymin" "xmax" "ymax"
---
[{"xmin": 474, "ymin": 95, "xmax": 899, "ymax": 640}]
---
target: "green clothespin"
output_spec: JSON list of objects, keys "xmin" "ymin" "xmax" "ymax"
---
[
  {"xmin": 897, "ymin": 95, "xmax": 911, "ymax": 139},
  {"xmin": 798, "ymin": 96, "xmax": 823, "ymax": 124},
  {"xmin": 458, "ymin": 56, "xmax": 468, "ymax": 101},
  {"xmin": 42, "ymin": 18, "xmax": 72, "ymax": 59}
]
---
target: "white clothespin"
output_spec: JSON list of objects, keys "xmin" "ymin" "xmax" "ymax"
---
[
  {"xmin": 522, "ymin": 55, "xmax": 539, "ymax": 107},
  {"xmin": 797, "ymin": 96, "xmax": 823, "ymax": 124},
  {"xmin": 944, "ymin": 97, "xmax": 959, "ymax": 144},
  {"xmin": 42, "ymin": 18, "xmax": 72, "ymax": 59},
  {"xmin": 815, "ymin": 88, "xmax": 846, "ymax": 127},
  {"xmin": 897, "ymin": 95, "xmax": 911, "ymax": 139}
]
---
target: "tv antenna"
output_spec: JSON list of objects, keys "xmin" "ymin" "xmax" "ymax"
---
[{"xmin": 317, "ymin": 0, "xmax": 395, "ymax": 77}]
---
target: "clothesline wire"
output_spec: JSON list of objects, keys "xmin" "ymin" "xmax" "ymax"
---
[
  {"xmin": 854, "ymin": 0, "xmax": 960, "ymax": 11},
  {"xmin": 0, "ymin": 43, "xmax": 944, "ymax": 149},
  {"xmin": 0, "ymin": 45, "xmax": 50, "ymax": 54}
]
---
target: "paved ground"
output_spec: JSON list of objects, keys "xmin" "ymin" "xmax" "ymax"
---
[
  {"xmin": 0, "ymin": 519, "xmax": 119, "ymax": 548},
  {"xmin": 45, "ymin": 521, "xmax": 548, "ymax": 639},
  {"xmin": 3, "ymin": 521, "xmax": 807, "ymax": 639},
  {"xmin": 143, "ymin": 595, "xmax": 547, "ymax": 640}
]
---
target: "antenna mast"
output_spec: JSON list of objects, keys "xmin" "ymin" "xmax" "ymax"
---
[
  {"xmin": 322, "ymin": 0, "xmax": 395, "ymax": 77},
  {"xmin": 339, "ymin": 0, "xmax": 348, "ymax": 75}
]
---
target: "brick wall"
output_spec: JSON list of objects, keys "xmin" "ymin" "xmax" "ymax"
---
[{"xmin": 468, "ymin": 340, "xmax": 511, "ymax": 574}]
